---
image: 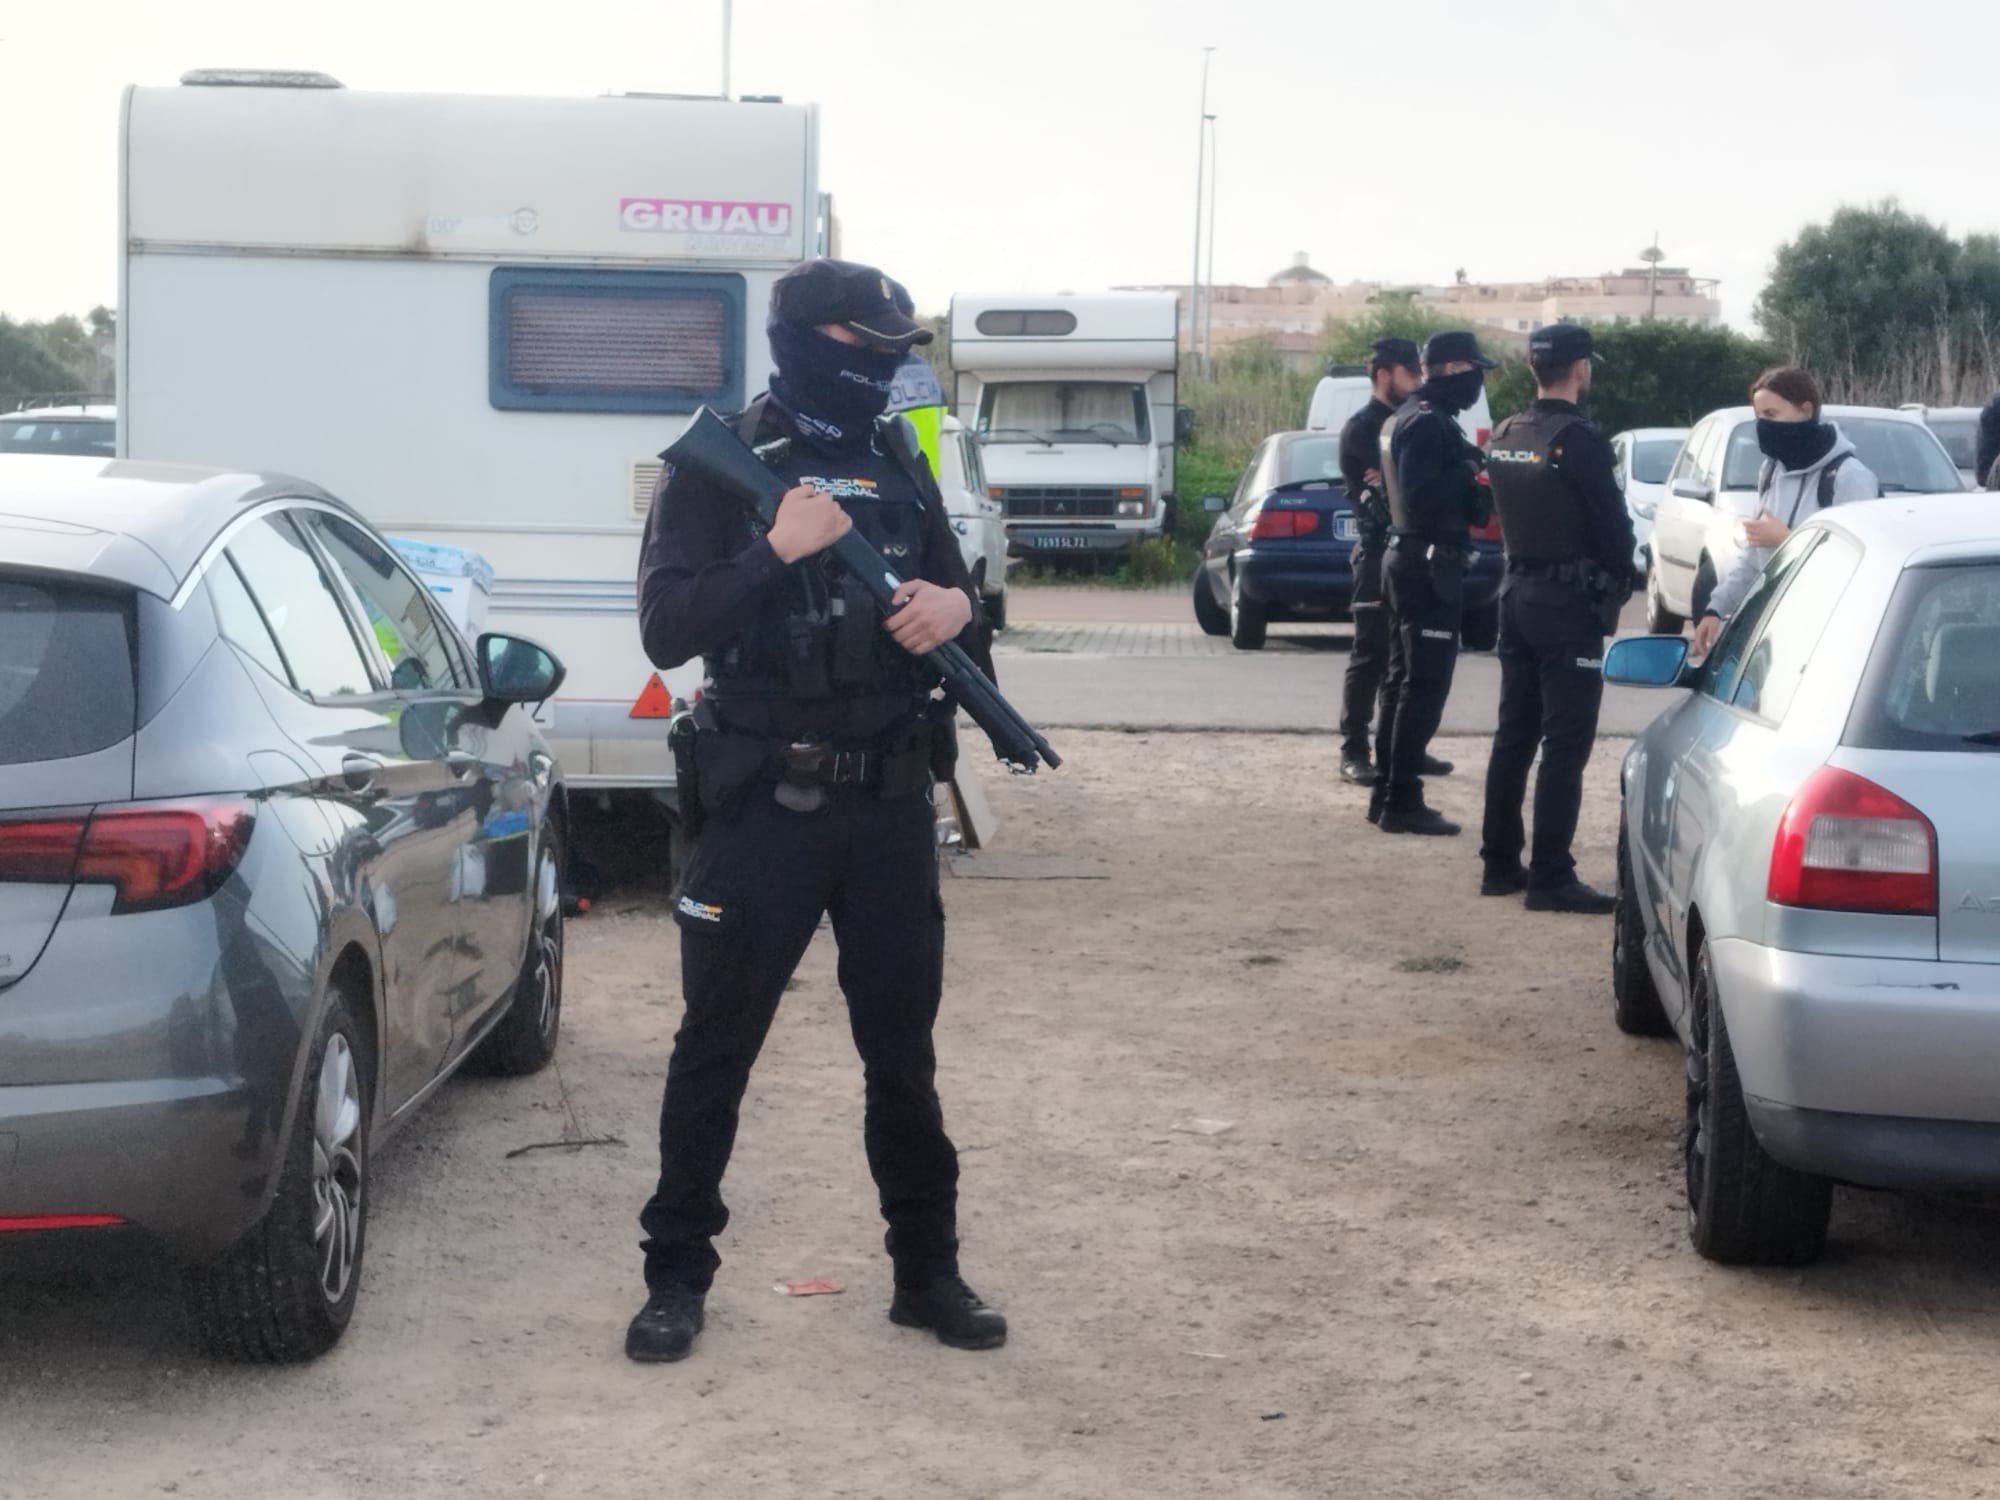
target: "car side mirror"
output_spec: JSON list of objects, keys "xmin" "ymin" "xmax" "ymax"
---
[
  {"xmin": 1203, "ymin": 495, "xmax": 1227, "ymax": 513},
  {"xmin": 1175, "ymin": 407, "xmax": 1195, "ymax": 443},
  {"xmin": 1670, "ymin": 477, "xmax": 1713, "ymax": 503},
  {"xmin": 1603, "ymin": 635, "xmax": 1690, "ymax": 688},
  {"xmin": 477, "ymin": 632, "xmax": 566, "ymax": 704}
]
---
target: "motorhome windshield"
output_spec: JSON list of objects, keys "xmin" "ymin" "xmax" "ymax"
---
[{"xmin": 978, "ymin": 382, "xmax": 1151, "ymax": 445}]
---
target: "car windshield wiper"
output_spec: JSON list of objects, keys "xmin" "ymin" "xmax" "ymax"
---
[
  {"xmin": 1055, "ymin": 428, "xmax": 1118, "ymax": 446},
  {"xmin": 1962, "ymin": 730, "xmax": 2000, "ymax": 745},
  {"xmin": 984, "ymin": 426, "xmax": 1055, "ymax": 447}
]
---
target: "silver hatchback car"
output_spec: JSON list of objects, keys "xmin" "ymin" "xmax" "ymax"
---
[
  {"xmin": 1606, "ymin": 494, "xmax": 2000, "ymax": 1265},
  {"xmin": 2, "ymin": 457, "xmax": 569, "ymax": 1359}
]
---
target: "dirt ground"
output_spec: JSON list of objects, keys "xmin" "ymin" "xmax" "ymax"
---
[{"xmin": 9, "ymin": 731, "xmax": 2000, "ymax": 1499}]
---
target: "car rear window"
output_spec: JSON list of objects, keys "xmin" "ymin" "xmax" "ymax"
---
[
  {"xmin": 0, "ymin": 579, "xmax": 136, "ymax": 766},
  {"xmin": 1631, "ymin": 438, "xmax": 1679, "ymax": 485},
  {"xmin": 0, "ymin": 417, "xmax": 116, "ymax": 457},
  {"xmin": 1274, "ymin": 437, "xmax": 1344, "ymax": 487},
  {"xmin": 1926, "ymin": 416, "xmax": 1978, "ymax": 471},
  {"xmin": 1847, "ymin": 562, "xmax": 2000, "ymax": 750}
]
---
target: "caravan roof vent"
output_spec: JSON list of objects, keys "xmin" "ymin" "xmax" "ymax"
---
[{"xmin": 180, "ymin": 69, "xmax": 345, "ymax": 89}]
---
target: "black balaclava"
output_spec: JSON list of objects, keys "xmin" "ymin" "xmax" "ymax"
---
[
  {"xmin": 1756, "ymin": 414, "xmax": 1837, "ymax": 472},
  {"xmin": 1421, "ymin": 368, "xmax": 1486, "ymax": 415},
  {"xmin": 768, "ymin": 322, "xmax": 903, "ymax": 449}
]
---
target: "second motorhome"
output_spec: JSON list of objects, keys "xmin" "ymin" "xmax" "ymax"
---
[{"xmin": 947, "ymin": 293, "xmax": 1185, "ymax": 560}]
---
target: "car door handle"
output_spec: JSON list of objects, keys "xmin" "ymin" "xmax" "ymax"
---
[
  {"xmin": 447, "ymin": 750, "xmax": 479, "ymax": 780},
  {"xmin": 342, "ymin": 753, "xmax": 383, "ymax": 794}
]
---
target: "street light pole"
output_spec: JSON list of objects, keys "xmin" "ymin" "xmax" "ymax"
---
[
  {"xmin": 1641, "ymin": 232, "xmax": 1664, "ymax": 322},
  {"xmin": 721, "ymin": 0, "xmax": 733, "ymax": 98},
  {"xmin": 1190, "ymin": 47, "xmax": 1214, "ymax": 373},
  {"xmin": 1203, "ymin": 114, "xmax": 1218, "ymax": 362}
]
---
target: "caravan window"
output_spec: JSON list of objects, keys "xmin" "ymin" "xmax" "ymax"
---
[
  {"xmin": 973, "ymin": 310, "xmax": 1079, "ymax": 337},
  {"xmin": 978, "ymin": 382, "xmax": 1151, "ymax": 445},
  {"xmin": 489, "ymin": 269, "xmax": 745, "ymax": 414}
]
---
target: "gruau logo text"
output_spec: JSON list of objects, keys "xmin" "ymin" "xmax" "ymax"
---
[{"xmin": 619, "ymin": 199, "xmax": 793, "ymax": 236}]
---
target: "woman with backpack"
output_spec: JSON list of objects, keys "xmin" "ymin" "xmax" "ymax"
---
[{"xmin": 1689, "ymin": 366, "xmax": 1880, "ymax": 657}]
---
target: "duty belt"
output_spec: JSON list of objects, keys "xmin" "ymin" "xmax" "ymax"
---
[
  {"xmin": 1388, "ymin": 532, "xmax": 1474, "ymax": 564},
  {"xmin": 778, "ymin": 740, "xmax": 885, "ymax": 789},
  {"xmin": 1506, "ymin": 558, "xmax": 1588, "ymax": 582}
]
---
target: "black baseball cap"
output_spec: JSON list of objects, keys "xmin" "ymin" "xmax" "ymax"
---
[
  {"xmin": 1527, "ymin": 321, "xmax": 1595, "ymax": 365},
  {"xmin": 770, "ymin": 258, "xmax": 933, "ymax": 348},
  {"xmin": 1368, "ymin": 336, "xmax": 1422, "ymax": 373},
  {"xmin": 1422, "ymin": 330, "xmax": 1498, "ymax": 370}
]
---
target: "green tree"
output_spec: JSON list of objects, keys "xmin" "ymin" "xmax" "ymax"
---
[
  {"xmin": 0, "ymin": 308, "xmax": 116, "ymax": 406},
  {"xmin": 1319, "ymin": 292, "xmax": 1477, "ymax": 366},
  {"xmin": 1758, "ymin": 202, "xmax": 2000, "ymax": 403}
]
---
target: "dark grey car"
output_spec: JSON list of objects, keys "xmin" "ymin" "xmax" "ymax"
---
[{"xmin": 1, "ymin": 456, "xmax": 570, "ymax": 1360}]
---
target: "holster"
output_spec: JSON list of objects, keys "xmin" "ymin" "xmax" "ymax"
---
[
  {"xmin": 927, "ymin": 697, "xmax": 961, "ymax": 785},
  {"xmin": 668, "ymin": 713, "xmax": 706, "ymax": 838}
]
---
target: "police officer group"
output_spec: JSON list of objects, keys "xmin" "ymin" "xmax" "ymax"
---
[{"xmin": 1338, "ymin": 323, "xmax": 1634, "ymax": 914}]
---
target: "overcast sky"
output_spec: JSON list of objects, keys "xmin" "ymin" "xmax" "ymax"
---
[{"xmin": 3, "ymin": 0, "xmax": 1994, "ymax": 332}]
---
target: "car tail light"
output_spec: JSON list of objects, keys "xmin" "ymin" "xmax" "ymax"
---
[
  {"xmin": 1474, "ymin": 426, "xmax": 1491, "ymax": 447},
  {"xmin": 0, "ymin": 1214, "xmax": 124, "ymax": 1233},
  {"xmin": 0, "ymin": 801, "xmax": 255, "ymax": 914},
  {"xmin": 1246, "ymin": 508, "xmax": 1319, "ymax": 539},
  {"xmin": 1767, "ymin": 767, "xmax": 1936, "ymax": 915},
  {"xmin": 0, "ymin": 817, "xmax": 89, "ymax": 885},
  {"xmin": 1469, "ymin": 514, "xmax": 1503, "ymax": 542}
]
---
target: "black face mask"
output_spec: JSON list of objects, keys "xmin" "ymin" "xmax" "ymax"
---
[
  {"xmin": 1422, "ymin": 368, "xmax": 1485, "ymax": 414},
  {"xmin": 1756, "ymin": 415, "xmax": 1836, "ymax": 472},
  {"xmin": 768, "ymin": 324, "xmax": 903, "ymax": 447}
]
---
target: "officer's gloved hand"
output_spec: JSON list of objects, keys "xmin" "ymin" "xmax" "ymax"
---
[{"xmin": 884, "ymin": 579, "xmax": 972, "ymax": 656}]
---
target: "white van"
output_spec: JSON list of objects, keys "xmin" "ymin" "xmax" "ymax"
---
[
  {"xmin": 947, "ymin": 293, "xmax": 1185, "ymax": 560},
  {"xmin": 118, "ymin": 70, "xmax": 826, "ymax": 805},
  {"xmin": 1305, "ymin": 364, "xmax": 1493, "ymax": 449}
]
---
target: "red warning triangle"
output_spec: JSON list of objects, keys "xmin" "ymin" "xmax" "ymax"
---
[{"xmin": 629, "ymin": 674, "xmax": 675, "ymax": 719}]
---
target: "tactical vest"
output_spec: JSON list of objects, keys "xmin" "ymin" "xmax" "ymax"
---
[
  {"xmin": 705, "ymin": 401, "xmax": 935, "ymax": 739},
  {"xmin": 1380, "ymin": 401, "xmax": 1476, "ymax": 542},
  {"xmin": 1485, "ymin": 406, "xmax": 1591, "ymax": 562}
]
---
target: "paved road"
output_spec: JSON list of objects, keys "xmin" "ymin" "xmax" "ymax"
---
[{"xmin": 995, "ymin": 587, "xmax": 1670, "ymax": 736}]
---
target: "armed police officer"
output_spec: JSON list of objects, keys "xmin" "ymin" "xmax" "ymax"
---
[
  {"xmin": 627, "ymin": 259, "xmax": 1006, "ymax": 1364},
  {"xmin": 1372, "ymin": 330, "xmax": 1497, "ymax": 835},
  {"xmin": 1336, "ymin": 337, "xmax": 1423, "ymax": 787},
  {"xmin": 1477, "ymin": 323, "xmax": 1633, "ymax": 914}
]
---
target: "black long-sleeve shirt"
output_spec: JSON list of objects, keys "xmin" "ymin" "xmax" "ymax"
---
[
  {"xmin": 1978, "ymin": 393, "xmax": 2000, "ymax": 488},
  {"xmin": 1533, "ymin": 398, "xmax": 1637, "ymax": 583},
  {"xmin": 1387, "ymin": 401, "xmax": 1485, "ymax": 541},
  {"xmin": 1338, "ymin": 396, "xmax": 1397, "ymax": 533},
  {"xmin": 636, "ymin": 403, "xmax": 986, "ymax": 679}
]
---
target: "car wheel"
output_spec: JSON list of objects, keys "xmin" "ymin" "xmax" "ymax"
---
[
  {"xmin": 1683, "ymin": 939, "xmax": 1831, "ymax": 1266},
  {"xmin": 470, "ymin": 823, "xmax": 565, "ymax": 1077},
  {"xmin": 1192, "ymin": 567, "xmax": 1229, "ymax": 636},
  {"xmin": 1228, "ymin": 571, "xmax": 1267, "ymax": 650},
  {"xmin": 1645, "ymin": 563, "xmax": 1685, "ymax": 635},
  {"xmin": 1689, "ymin": 557, "xmax": 1718, "ymax": 626},
  {"xmin": 1612, "ymin": 824, "xmax": 1673, "ymax": 1037},
  {"xmin": 1459, "ymin": 599, "xmax": 1500, "ymax": 653},
  {"xmin": 184, "ymin": 989, "xmax": 369, "ymax": 1361}
]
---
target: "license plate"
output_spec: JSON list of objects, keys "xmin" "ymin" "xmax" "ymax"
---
[
  {"xmin": 1029, "ymin": 534, "xmax": 1096, "ymax": 550},
  {"xmin": 1333, "ymin": 515, "xmax": 1359, "ymax": 541}
]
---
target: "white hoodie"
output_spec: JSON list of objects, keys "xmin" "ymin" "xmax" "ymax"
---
[{"xmin": 1705, "ymin": 424, "xmax": 1878, "ymax": 621}]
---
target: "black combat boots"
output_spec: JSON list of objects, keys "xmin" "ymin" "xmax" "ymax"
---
[
  {"xmin": 625, "ymin": 1284, "xmax": 706, "ymax": 1363},
  {"xmin": 889, "ymin": 1274, "xmax": 1008, "ymax": 1351}
]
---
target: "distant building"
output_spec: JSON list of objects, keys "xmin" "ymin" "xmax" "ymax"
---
[{"xmin": 1125, "ymin": 253, "xmax": 1722, "ymax": 368}]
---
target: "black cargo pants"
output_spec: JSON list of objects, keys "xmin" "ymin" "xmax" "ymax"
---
[
  {"xmin": 1380, "ymin": 547, "xmax": 1465, "ymax": 812},
  {"xmin": 1339, "ymin": 536, "xmax": 1390, "ymax": 764},
  {"xmin": 1479, "ymin": 580, "xmax": 1607, "ymax": 890},
  {"xmin": 639, "ymin": 786, "xmax": 958, "ymax": 1294}
]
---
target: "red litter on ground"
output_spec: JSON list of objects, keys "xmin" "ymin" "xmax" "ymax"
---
[{"xmin": 775, "ymin": 1279, "xmax": 844, "ymax": 1297}]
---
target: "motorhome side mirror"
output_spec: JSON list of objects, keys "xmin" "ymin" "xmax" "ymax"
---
[
  {"xmin": 1670, "ymin": 477, "xmax": 1713, "ymax": 504},
  {"xmin": 1175, "ymin": 407, "xmax": 1195, "ymax": 443},
  {"xmin": 477, "ymin": 632, "xmax": 566, "ymax": 704},
  {"xmin": 1603, "ymin": 636, "xmax": 1689, "ymax": 688},
  {"xmin": 1203, "ymin": 495, "xmax": 1227, "ymax": 513}
]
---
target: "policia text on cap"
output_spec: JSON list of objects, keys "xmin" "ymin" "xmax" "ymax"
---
[
  {"xmin": 1475, "ymin": 323, "xmax": 1635, "ymax": 914},
  {"xmin": 625, "ymin": 259, "xmax": 1008, "ymax": 1364}
]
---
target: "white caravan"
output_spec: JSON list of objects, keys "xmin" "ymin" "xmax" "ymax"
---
[
  {"xmin": 947, "ymin": 293, "xmax": 1184, "ymax": 560},
  {"xmin": 119, "ymin": 70, "xmax": 826, "ymax": 798}
]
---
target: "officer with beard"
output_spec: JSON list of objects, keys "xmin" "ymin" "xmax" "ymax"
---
[
  {"xmin": 627, "ymin": 259, "xmax": 1006, "ymax": 1364},
  {"xmin": 1477, "ymin": 323, "xmax": 1633, "ymax": 913},
  {"xmin": 1372, "ymin": 330, "xmax": 1497, "ymax": 834}
]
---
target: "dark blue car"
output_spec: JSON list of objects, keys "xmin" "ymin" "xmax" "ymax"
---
[{"xmin": 1191, "ymin": 430, "xmax": 1502, "ymax": 651}]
